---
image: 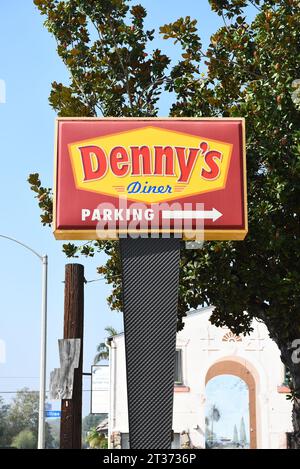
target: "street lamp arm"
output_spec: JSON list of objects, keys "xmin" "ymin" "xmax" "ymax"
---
[{"xmin": 0, "ymin": 234, "xmax": 43, "ymax": 260}]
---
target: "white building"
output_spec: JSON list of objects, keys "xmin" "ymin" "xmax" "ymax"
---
[{"xmin": 108, "ymin": 306, "xmax": 292, "ymax": 449}]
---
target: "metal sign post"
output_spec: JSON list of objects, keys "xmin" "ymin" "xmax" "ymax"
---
[{"xmin": 120, "ymin": 238, "xmax": 180, "ymax": 449}]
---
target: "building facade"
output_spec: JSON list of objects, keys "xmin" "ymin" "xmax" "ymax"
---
[{"xmin": 108, "ymin": 307, "xmax": 292, "ymax": 449}]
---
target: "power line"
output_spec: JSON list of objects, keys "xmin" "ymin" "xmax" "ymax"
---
[
  {"xmin": 86, "ymin": 278, "xmax": 105, "ymax": 283},
  {"xmin": 62, "ymin": 274, "xmax": 122, "ymax": 284},
  {"xmin": 0, "ymin": 377, "xmax": 39, "ymax": 379},
  {"xmin": 0, "ymin": 390, "xmax": 101, "ymax": 393},
  {"xmin": 0, "ymin": 391, "xmax": 40, "ymax": 394}
]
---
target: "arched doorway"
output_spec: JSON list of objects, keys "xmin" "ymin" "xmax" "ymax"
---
[{"xmin": 205, "ymin": 361, "xmax": 257, "ymax": 449}]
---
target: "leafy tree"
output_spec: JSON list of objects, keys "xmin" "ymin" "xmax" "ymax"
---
[
  {"xmin": 83, "ymin": 413, "xmax": 107, "ymax": 433},
  {"xmin": 94, "ymin": 326, "xmax": 119, "ymax": 364},
  {"xmin": 7, "ymin": 388, "xmax": 54, "ymax": 449},
  {"xmin": 162, "ymin": 0, "xmax": 300, "ymax": 447},
  {"xmin": 82, "ymin": 414, "xmax": 105, "ymax": 448},
  {"xmin": 0, "ymin": 397, "xmax": 10, "ymax": 447},
  {"xmin": 86, "ymin": 427, "xmax": 108, "ymax": 449},
  {"xmin": 11, "ymin": 429, "xmax": 36, "ymax": 449},
  {"xmin": 47, "ymin": 418, "xmax": 60, "ymax": 449},
  {"xmin": 30, "ymin": 0, "xmax": 300, "ymax": 445}
]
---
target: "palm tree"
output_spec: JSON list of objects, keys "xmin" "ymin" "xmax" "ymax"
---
[
  {"xmin": 209, "ymin": 404, "xmax": 221, "ymax": 443},
  {"xmin": 205, "ymin": 416, "xmax": 214, "ymax": 445},
  {"xmin": 94, "ymin": 326, "xmax": 118, "ymax": 364}
]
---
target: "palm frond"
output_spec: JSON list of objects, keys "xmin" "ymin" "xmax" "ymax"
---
[
  {"xmin": 104, "ymin": 326, "xmax": 118, "ymax": 337},
  {"xmin": 94, "ymin": 326, "xmax": 119, "ymax": 364}
]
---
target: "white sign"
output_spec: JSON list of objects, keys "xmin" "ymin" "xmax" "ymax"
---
[{"xmin": 91, "ymin": 365, "xmax": 109, "ymax": 414}]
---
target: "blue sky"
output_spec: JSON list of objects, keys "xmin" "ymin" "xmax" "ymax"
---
[{"xmin": 0, "ymin": 1, "xmax": 255, "ymax": 417}]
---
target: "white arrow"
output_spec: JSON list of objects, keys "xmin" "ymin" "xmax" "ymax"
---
[{"xmin": 162, "ymin": 208, "xmax": 222, "ymax": 222}]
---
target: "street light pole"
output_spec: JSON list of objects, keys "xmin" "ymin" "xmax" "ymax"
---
[
  {"xmin": 0, "ymin": 234, "xmax": 48, "ymax": 449},
  {"xmin": 38, "ymin": 254, "xmax": 48, "ymax": 449}
]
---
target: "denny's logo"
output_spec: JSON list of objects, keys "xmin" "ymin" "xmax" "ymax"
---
[{"xmin": 68, "ymin": 126, "xmax": 233, "ymax": 203}]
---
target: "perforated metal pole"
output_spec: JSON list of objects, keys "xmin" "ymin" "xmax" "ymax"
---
[{"xmin": 120, "ymin": 238, "xmax": 180, "ymax": 449}]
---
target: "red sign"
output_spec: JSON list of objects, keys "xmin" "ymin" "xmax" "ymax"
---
[{"xmin": 54, "ymin": 118, "xmax": 247, "ymax": 240}]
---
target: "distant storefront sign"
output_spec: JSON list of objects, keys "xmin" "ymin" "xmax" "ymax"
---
[{"xmin": 45, "ymin": 410, "xmax": 61, "ymax": 418}]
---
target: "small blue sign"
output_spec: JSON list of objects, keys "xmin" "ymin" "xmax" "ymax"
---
[{"xmin": 46, "ymin": 410, "xmax": 61, "ymax": 418}]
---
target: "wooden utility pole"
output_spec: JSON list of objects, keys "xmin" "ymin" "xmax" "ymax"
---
[{"xmin": 60, "ymin": 263, "xmax": 84, "ymax": 449}]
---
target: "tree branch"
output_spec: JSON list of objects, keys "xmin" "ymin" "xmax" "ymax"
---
[
  {"xmin": 108, "ymin": 18, "xmax": 135, "ymax": 112},
  {"xmin": 55, "ymin": 35, "xmax": 104, "ymax": 116},
  {"xmin": 221, "ymin": 11, "xmax": 231, "ymax": 33},
  {"xmin": 248, "ymin": 0, "xmax": 262, "ymax": 12}
]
